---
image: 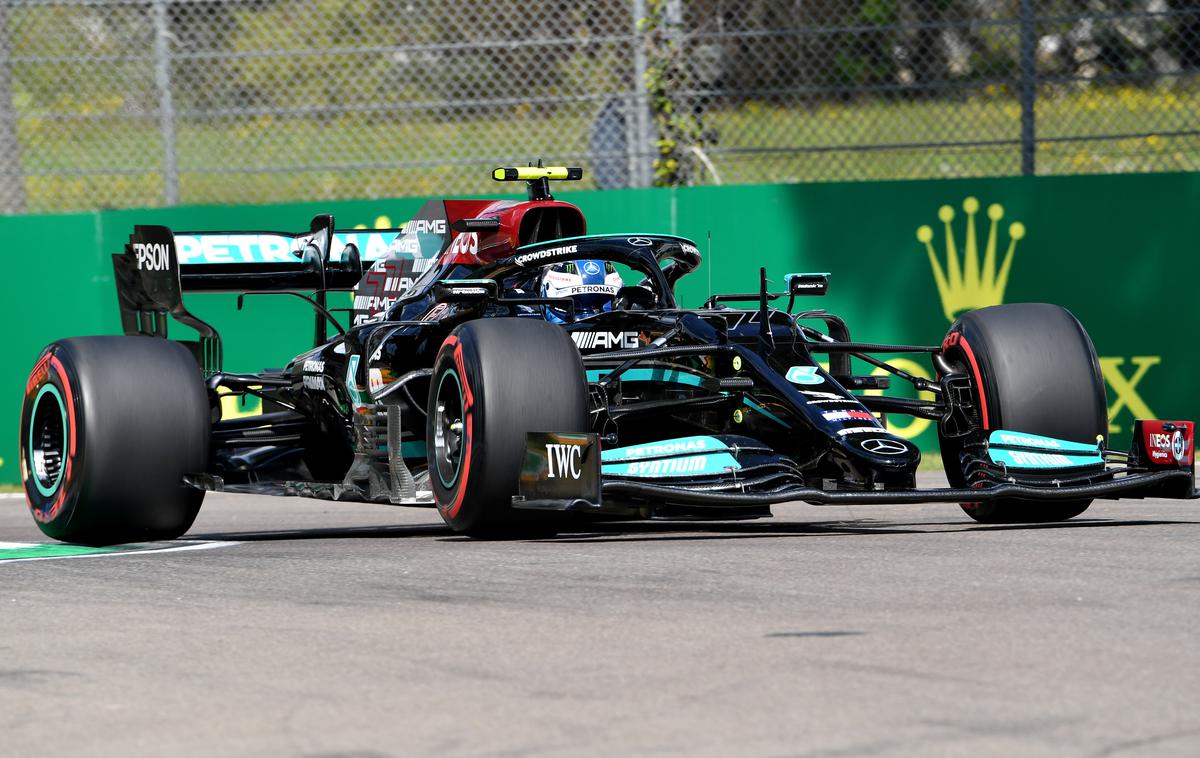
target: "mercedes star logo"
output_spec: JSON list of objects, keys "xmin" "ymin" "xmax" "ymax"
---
[
  {"xmin": 627, "ymin": 237, "xmax": 653, "ymax": 246},
  {"xmin": 860, "ymin": 438, "xmax": 908, "ymax": 455}
]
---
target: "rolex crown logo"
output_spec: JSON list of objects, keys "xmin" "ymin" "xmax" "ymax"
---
[{"xmin": 917, "ymin": 197, "xmax": 1025, "ymax": 323}]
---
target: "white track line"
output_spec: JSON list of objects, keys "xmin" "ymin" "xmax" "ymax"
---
[{"xmin": 0, "ymin": 540, "xmax": 239, "ymax": 564}]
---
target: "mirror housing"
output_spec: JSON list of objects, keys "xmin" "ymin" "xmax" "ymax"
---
[
  {"xmin": 786, "ymin": 272, "xmax": 829, "ymax": 297},
  {"xmin": 432, "ymin": 278, "xmax": 499, "ymax": 303}
]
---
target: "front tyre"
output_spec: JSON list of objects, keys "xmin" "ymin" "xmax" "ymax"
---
[
  {"xmin": 427, "ymin": 319, "xmax": 587, "ymax": 536},
  {"xmin": 939, "ymin": 304, "xmax": 1107, "ymax": 524},
  {"xmin": 20, "ymin": 336, "xmax": 210, "ymax": 544}
]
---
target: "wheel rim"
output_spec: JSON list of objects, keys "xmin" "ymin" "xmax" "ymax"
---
[
  {"xmin": 29, "ymin": 384, "xmax": 67, "ymax": 497},
  {"xmin": 432, "ymin": 369, "xmax": 465, "ymax": 489}
]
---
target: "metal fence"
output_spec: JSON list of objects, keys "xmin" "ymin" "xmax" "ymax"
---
[{"xmin": 1, "ymin": 0, "xmax": 1198, "ymax": 214}]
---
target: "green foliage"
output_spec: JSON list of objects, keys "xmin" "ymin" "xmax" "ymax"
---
[
  {"xmin": 229, "ymin": 0, "xmax": 398, "ymax": 111},
  {"xmin": 641, "ymin": 0, "xmax": 707, "ymax": 187},
  {"xmin": 830, "ymin": 0, "xmax": 899, "ymax": 88},
  {"xmin": 5, "ymin": 0, "xmax": 1200, "ymax": 211},
  {"xmin": 12, "ymin": 79, "xmax": 1200, "ymax": 212},
  {"xmin": 9, "ymin": 3, "xmax": 158, "ymax": 116}
]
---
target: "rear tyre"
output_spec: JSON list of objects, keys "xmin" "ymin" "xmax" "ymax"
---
[
  {"xmin": 426, "ymin": 319, "xmax": 587, "ymax": 537},
  {"xmin": 20, "ymin": 336, "xmax": 210, "ymax": 544},
  {"xmin": 939, "ymin": 304, "xmax": 1107, "ymax": 523}
]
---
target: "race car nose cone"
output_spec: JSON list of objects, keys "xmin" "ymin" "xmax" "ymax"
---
[{"xmin": 839, "ymin": 433, "xmax": 921, "ymax": 485}]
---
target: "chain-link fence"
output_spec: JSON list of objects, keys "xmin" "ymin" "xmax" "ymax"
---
[{"xmin": 1, "ymin": 0, "xmax": 1198, "ymax": 214}]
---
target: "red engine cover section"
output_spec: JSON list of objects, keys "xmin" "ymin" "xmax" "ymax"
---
[{"xmin": 1135, "ymin": 420, "xmax": 1194, "ymax": 467}]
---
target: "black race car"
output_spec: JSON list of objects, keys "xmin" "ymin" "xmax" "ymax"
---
[{"xmin": 19, "ymin": 167, "xmax": 1197, "ymax": 543}]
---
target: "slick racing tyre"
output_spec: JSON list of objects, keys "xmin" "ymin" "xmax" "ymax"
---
[
  {"xmin": 427, "ymin": 318, "xmax": 587, "ymax": 537},
  {"xmin": 20, "ymin": 336, "xmax": 210, "ymax": 544},
  {"xmin": 938, "ymin": 303, "xmax": 1107, "ymax": 524}
]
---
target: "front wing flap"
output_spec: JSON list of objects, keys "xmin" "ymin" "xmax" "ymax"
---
[{"xmin": 513, "ymin": 430, "xmax": 1197, "ymax": 514}]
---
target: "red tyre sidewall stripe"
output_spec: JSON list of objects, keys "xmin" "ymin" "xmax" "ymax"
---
[
  {"xmin": 25, "ymin": 353, "xmax": 50, "ymax": 396},
  {"xmin": 441, "ymin": 336, "xmax": 476, "ymax": 520},
  {"xmin": 26, "ymin": 350, "xmax": 77, "ymax": 523},
  {"xmin": 48, "ymin": 355, "xmax": 77, "ymax": 457},
  {"xmin": 942, "ymin": 332, "xmax": 990, "ymax": 430},
  {"xmin": 943, "ymin": 331, "xmax": 989, "ymax": 510}
]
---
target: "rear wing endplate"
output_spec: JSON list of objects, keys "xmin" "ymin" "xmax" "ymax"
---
[
  {"xmin": 113, "ymin": 224, "xmax": 224, "ymax": 374},
  {"xmin": 112, "ymin": 214, "xmax": 402, "ymax": 374}
]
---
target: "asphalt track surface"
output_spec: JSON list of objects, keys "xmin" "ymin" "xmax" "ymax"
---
[{"xmin": 2, "ymin": 474, "xmax": 1199, "ymax": 757}]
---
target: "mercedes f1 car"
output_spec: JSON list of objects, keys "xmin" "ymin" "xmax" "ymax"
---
[{"xmin": 20, "ymin": 166, "xmax": 1198, "ymax": 543}]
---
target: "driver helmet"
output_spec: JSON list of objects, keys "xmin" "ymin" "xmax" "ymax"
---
[{"xmin": 540, "ymin": 259, "xmax": 623, "ymax": 324}]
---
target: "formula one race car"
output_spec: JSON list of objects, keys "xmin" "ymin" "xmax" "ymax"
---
[{"xmin": 20, "ymin": 167, "xmax": 1198, "ymax": 544}]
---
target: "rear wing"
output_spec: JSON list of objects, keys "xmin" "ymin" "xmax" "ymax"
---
[{"xmin": 112, "ymin": 214, "xmax": 405, "ymax": 374}]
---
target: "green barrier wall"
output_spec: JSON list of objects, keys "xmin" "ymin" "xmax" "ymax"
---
[{"xmin": 4, "ymin": 172, "xmax": 1197, "ymax": 483}]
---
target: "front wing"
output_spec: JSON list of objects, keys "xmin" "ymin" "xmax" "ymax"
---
[{"xmin": 514, "ymin": 432, "xmax": 1198, "ymax": 516}]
